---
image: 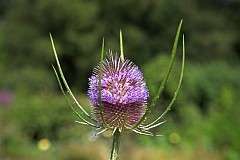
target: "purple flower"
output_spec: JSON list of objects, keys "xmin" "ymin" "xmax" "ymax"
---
[{"xmin": 88, "ymin": 52, "xmax": 149, "ymax": 129}]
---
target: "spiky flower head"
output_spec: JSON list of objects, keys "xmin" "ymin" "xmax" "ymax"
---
[{"xmin": 88, "ymin": 52, "xmax": 149, "ymax": 129}]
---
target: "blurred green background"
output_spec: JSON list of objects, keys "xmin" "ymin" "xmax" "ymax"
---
[{"xmin": 0, "ymin": 0, "xmax": 240, "ymax": 159}]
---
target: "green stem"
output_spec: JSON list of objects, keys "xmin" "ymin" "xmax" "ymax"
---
[{"xmin": 110, "ymin": 129, "xmax": 121, "ymax": 160}]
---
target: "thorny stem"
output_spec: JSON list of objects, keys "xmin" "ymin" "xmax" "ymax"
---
[{"xmin": 110, "ymin": 129, "xmax": 121, "ymax": 160}]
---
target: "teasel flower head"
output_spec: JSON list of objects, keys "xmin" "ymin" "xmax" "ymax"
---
[
  {"xmin": 88, "ymin": 52, "xmax": 149, "ymax": 129},
  {"xmin": 51, "ymin": 19, "xmax": 184, "ymax": 160}
]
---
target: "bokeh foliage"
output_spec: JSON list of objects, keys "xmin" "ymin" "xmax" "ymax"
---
[{"xmin": 0, "ymin": 0, "xmax": 240, "ymax": 159}]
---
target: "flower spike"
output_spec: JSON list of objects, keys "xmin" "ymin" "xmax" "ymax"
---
[{"xmin": 88, "ymin": 52, "xmax": 149, "ymax": 129}]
